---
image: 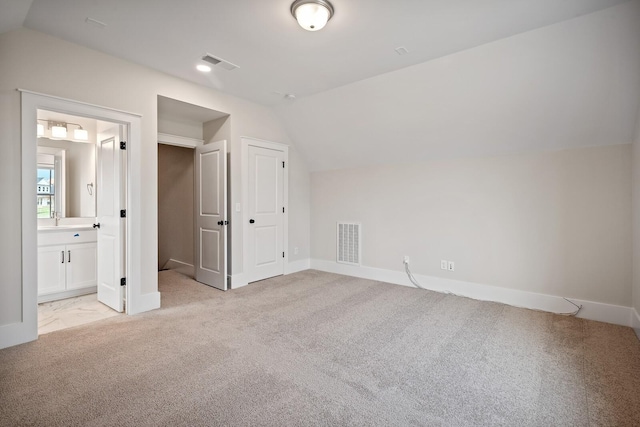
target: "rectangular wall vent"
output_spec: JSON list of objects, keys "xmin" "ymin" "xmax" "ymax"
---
[
  {"xmin": 337, "ymin": 222, "xmax": 361, "ymax": 265},
  {"xmin": 202, "ymin": 53, "xmax": 239, "ymax": 71}
]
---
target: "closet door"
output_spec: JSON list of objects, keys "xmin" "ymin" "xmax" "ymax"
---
[{"xmin": 246, "ymin": 145, "xmax": 284, "ymax": 283}]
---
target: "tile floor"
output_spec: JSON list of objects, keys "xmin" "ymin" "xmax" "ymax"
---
[{"xmin": 38, "ymin": 293, "xmax": 122, "ymax": 335}]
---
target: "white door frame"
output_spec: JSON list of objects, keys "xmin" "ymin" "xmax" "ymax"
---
[
  {"xmin": 7, "ymin": 90, "xmax": 142, "ymax": 348},
  {"xmin": 240, "ymin": 137, "xmax": 288, "ymax": 287}
]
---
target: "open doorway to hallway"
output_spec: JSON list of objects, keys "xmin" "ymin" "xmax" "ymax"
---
[{"xmin": 157, "ymin": 96, "xmax": 230, "ymax": 287}]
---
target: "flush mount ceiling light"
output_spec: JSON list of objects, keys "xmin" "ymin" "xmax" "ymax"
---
[
  {"xmin": 196, "ymin": 64, "xmax": 212, "ymax": 72},
  {"xmin": 291, "ymin": 0, "xmax": 334, "ymax": 31}
]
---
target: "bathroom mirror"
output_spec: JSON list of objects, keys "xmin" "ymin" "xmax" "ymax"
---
[{"xmin": 37, "ymin": 138, "xmax": 96, "ymax": 218}]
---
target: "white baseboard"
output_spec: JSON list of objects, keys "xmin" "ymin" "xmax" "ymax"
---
[
  {"xmin": 633, "ymin": 308, "xmax": 640, "ymax": 341},
  {"xmin": 128, "ymin": 291, "xmax": 161, "ymax": 315},
  {"xmin": 162, "ymin": 259, "xmax": 194, "ymax": 278},
  {"xmin": 311, "ymin": 259, "xmax": 633, "ymax": 327},
  {"xmin": 0, "ymin": 321, "xmax": 37, "ymax": 350},
  {"xmin": 285, "ymin": 258, "xmax": 310, "ymax": 275},
  {"xmin": 38, "ymin": 286, "xmax": 97, "ymax": 303}
]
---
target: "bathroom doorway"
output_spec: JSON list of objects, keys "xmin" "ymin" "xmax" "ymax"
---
[
  {"xmin": 35, "ymin": 110, "xmax": 126, "ymax": 334},
  {"xmin": 14, "ymin": 90, "xmax": 143, "ymax": 347}
]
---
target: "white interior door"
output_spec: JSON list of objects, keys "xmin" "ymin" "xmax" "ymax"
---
[
  {"xmin": 247, "ymin": 145, "xmax": 284, "ymax": 283},
  {"xmin": 195, "ymin": 140, "xmax": 227, "ymax": 290},
  {"xmin": 96, "ymin": 129, "xmax": 124, "ymax": 312}
]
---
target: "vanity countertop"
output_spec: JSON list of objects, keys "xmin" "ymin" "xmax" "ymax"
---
[{"xmin": 38, "ymin": 224, "xmax": 95, "ymax": 232}]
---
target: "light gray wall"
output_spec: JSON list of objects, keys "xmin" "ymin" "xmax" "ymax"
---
[
  {"xmin": 311, "ymin": 144, "xmax": 632, "ymax": 306},
  {"xmin": 0, "ymin": 28, "xmax": 310, "ymax": 327},
  {"xmin": 633, "ymin": 104, "xmax": 640, "ymax": 333},
  {"xmin": 157, "ymin": 144, "xmax": 194, "ymax": 270}
]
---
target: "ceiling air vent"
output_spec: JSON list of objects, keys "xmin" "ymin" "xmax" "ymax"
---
[
  {"xmin": 337, "ymin": 222, "xmax": 361, "ymax": 266},
  {"xmin": 202, "ymin": 53, "xmax": 239, "ymax": 71}
]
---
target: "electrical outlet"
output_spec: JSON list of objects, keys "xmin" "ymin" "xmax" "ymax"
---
[
  {"xmin": 448, "ymin": 261, "xmax": 455, "ymax": 272},
  {"xmin": 403, "ymin": 255, "xmax": 410, "ymax": 264},
  {"xmin": 440, "ymin": 260, "xmax": 448, "ymax": 270}
]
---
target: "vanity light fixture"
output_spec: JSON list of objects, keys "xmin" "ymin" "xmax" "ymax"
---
[
  {"xmin": 37, "ymin": 119, "xmax": 89, "ymax": 141},
  {"xmin": 291, "ymin": 0, "xmax": 334, "ymax": 31}
]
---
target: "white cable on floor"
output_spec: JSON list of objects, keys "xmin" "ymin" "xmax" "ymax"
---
[{"xmin": 403, "ymin": 260, "xmax": 583, "ymax": 317}]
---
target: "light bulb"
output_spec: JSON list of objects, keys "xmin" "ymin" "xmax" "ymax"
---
[
  {"xmin": 74, "ymin": 128, "xmax": 89, "ymax": 141},
  {"xmin": 51, "ymin": 125, "xmax": 67, "ymax": 139}
]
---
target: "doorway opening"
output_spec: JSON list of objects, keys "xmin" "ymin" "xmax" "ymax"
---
[
  {"xmin": 157, "ymin": 96, "xmax": 230, "ymax": 290},
  {"xmin": 36, "ymin": 110, "xmax": 126, "ymax": 334},
  {"xmin": 16, "ymin": 90, "xmax": 143, "ymax": 348}
]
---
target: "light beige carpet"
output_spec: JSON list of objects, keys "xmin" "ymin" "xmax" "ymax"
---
[{"xmin": 1, "ymin": 269, "xmax": 639, "ymax": 426}]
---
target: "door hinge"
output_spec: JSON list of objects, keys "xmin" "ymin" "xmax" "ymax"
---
[
  {"xmin": 282, "ymin": 161, "xmax": 285, "ymax": 168},
  {"xmin": 282, "ymin": 207, "xmax": 285, "ymax": 213},
  {"xmin": 120, "ymin": 209, "xmax": 126, "ymax": 218},
  {"xmin": 120, "ymin": 278, "xmax": 126, "ymax": 286},
  {"xmin": 120, "ymin": 141, "xmax": 126, "ymax": 150},
  {"xmin": 282, "ymin": 252, "xmax": 285, "ymax": 258}
]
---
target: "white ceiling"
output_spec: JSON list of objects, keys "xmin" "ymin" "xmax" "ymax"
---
[
  {"xmin": 7, "ymin": 0, "xmax": 628, "ymax": 106},
  {"xmin": 2, "ymin": 0, "xmax": 639, "ymax": 171}
]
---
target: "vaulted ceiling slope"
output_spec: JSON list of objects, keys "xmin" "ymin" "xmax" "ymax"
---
[
  {"xmin": 276, "ymin": 1, "xmax": 640, "ymax": 171},
  {"xmin": 1, "ymin": 0, "xmax": 639, "ymax": 171},
  {"xmin": 7, "ymin": 0, "xmax": 630, "ymax": 106}
]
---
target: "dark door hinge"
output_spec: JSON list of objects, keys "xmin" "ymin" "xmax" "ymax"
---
[
  {"xmin": 120, "ymin": 141, "xmax": 126, "ymax": 150},
  {"xmin": 120, "ymin": 209, "xmax": 126, "ymax": 218},
  {"xmin": 282, "ymin": 161, "xmax": 285, "ymax": 168},
  {"xmin": 282, "ymin": 252, "xmax": 285, "ymax": 258},
  {"xmin": 120, "ymin": 278, "xmax": 126, "ymax": 286},
  {"xmin": 282, "ymin": 207, "xmax": 285, "ymax": 213}
]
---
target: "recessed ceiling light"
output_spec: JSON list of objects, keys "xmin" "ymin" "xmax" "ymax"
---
[{"xmin": 196, "ymin": 64, "xmax": 212, "ymax": 72}]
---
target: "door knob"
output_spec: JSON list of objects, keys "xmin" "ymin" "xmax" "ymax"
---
[
  {"xmin": 93, "ymin": 223, "xmax": 101, "ymax": 229},
  {"xmin": 249, "ymin": 219, "xmax": 255, "ymax": 224},
  {"xmin": 217, "ymin": 221, "xmax": 224, "ymax": 225}
]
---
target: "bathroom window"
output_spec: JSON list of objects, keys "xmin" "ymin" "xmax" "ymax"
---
[{"xmin": 37, "ymin": 167, "xmax": 55, "ymax": 218}]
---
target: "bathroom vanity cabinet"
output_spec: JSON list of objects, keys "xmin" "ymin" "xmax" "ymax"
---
[{"xmin": 37, "ymin": 227, "xmax": 97, "ymax": 302}]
